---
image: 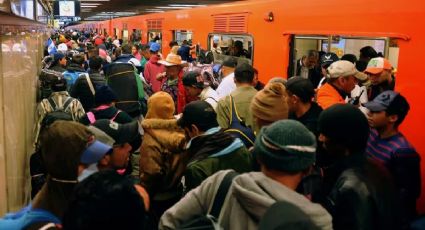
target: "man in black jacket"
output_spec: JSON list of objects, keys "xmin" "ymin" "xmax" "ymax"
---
[
  {"xmin": 71, "ymin": 56, "xmax": 106, "ymax": 111},
  {"xmin": 317, "ymin": 104, "xmax": 400, "ymax": 230}
]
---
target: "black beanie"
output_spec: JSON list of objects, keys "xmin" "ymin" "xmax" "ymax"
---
[{"xmin": 318, "ymin": 104, "xmax": 369, "ymax": 152}]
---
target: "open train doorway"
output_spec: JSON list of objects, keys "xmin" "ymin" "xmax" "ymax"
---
[
  {"xmin": 147, "ymin": 31, "xmax": 162, "ymax": 51},
  {"xmin": 173, "ymin": 30, "xmax": 193, "ymax": 45},
  {"xmin": 288, "ymin": 35, "xmax": 400, "ymax": 78}
]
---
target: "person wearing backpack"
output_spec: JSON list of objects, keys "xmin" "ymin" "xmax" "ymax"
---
[
  {"xmin": 159, "ymin": 120, "xmax": 332, "ymax": 230},
  {"xmin": 79, "ymin": 85, "xmax": 133, "ymax": 126},
  {"xmin": 63, "ymin": 53, "xmax": 87, "ymax": 91},
  {"xmin": 34, "ymin": 77, "xmax": 85, "ymax": 148},
  {"xmin": 71, "ymin": 55, "xmax": 106, "ymax": 111},
  {"xmin": 1, "ymin": 121, "xmax": 112, "ymax": 229},
  {"xmin": 177, "ymin": 100, "xmax": 252, "ymax": 193},
  {"xmin": 216, "ymin": 63, "xmax": 257, "ymax": 147}
]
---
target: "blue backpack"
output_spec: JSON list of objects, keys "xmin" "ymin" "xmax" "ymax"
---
[
  {"xmin": 224, "ymin": 95, "xmax": 256, "ymax": 148},
  {"xmin": 0, "ymin": 205, "xmax": 61, "ymax": 230}
]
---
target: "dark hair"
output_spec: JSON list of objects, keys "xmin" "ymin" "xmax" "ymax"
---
[
  {"xmin": 341, "ymin": 54, "xmax": 358, "ymax": 64},
  {"xmin": 89, "ymin": 56, "xmax": 103, "ymax": 70},
  {"xmin": 360, "ymin": 46, "xmax": 378, "ymax": 59},
  {"xmin": 114, "ymin": 47, "xmax": 122, "ymax": 57},
  {"xmin": 386, "ymin": 94, "xmax": 410, "ymax": 128},
  {"xmin": 307, "ymin": 50, "xmax": 319, "ymax": 58},
  {"xmin": 169, "ymin": 41, "xmax": 178, "ymax": 48},
  {"xmin": 182, "ymin": 40, "xmax": 188, "ymax": 45},
  {"xmin": 72, "ymin": 54, "xmax": 85, "ymax": 66},
  {"xmin": 63, "ymin": 170, "xmax": 146, "ymax": 230},
  {"xmin": 121, "ymin": 44, "xmax": 132, "ymax": 54},
  {"xmin": 234, "ymin": 40, "xmax": 243, "ymax": 49},
  {"xmin": 234, "ymin": 63, "xmax": 254, "ymax": 83},
  {"xmin": 140, "ymin": 44, "xmax": 150, "ymax": 51},
  {"xmin": 132, "ymin": 44, "xmax": 140, "ymax": 51}
]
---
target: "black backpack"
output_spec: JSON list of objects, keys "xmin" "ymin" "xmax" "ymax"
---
[
  {"xmin": 224, "ymin": 96, "xmax": 256, "ymax": 148},
  {"xmin": 41, "ymin": 97, "xmax": 74, "ymax": 128},
  {"xmin": 177, "ymin": 171, "xmax": 238, "ymax": 230}
]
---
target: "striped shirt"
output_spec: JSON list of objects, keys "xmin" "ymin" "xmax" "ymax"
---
[{"xmin": 366, "ymin": 128, "xmax": 418, "ymax": 166}]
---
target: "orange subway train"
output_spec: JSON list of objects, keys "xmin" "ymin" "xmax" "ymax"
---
[{"xmin": 70, "ymin": 0, "xmax": 425, "ymax": 212}]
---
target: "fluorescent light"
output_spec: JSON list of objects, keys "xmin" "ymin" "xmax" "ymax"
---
[
  {"xmin": 81, "ymin": 3, "xmax": 102, "ymax": 6},
  {"xmin": 81, "ymin": 5, "xmax": 98, "ymax": 8},
  {"xmin": 168, "ymin": 4, "xmax": 207, "ymax": 7},
  {"xmin": 155, "ymin": 6, "xmax": 192, "ymax": 9}
]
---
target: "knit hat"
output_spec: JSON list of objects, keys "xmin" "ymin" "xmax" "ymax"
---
[
  {"xmin": 317, "ymin": 104, "xmax": 369, "ymax": 151},
  {"xmin": 253, "ymin": 120, "xmax": 316, "ymax": 172},
  {"xmin": 53, "ymin": 53, "xmax": 65, "ymax": 63},
  {"xmin": 145, "ymin": 92, "xmax": 175, "ymax": 119},
  {"xmin": 251, "ymin": 82, "xmax": 288, "ymax": 122},
  {"xmin": 95, "ymin": 85, "xmax": 117, "ymax": 106},
  {"xmin": 51, "ymin": 76, "xmax": 67, "ymax": 92}
]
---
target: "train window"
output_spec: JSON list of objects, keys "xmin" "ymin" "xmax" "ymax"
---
[
  {"xmin": 207, "ymin": 33, "xmax": 253, "ymax": 65},
  {"xmin": 288, "ymin": 35, "xmax": 398, "ymax": 78},
  {"xmin": 174, "ymin": 30, "xmax": 193, "ymax": 45}
]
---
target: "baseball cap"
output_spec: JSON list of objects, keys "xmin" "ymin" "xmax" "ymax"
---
[
  {"xmin": 177, "ymin": 100, "xmax": 218, "ymax": 130},
  {"xmin": 363, "ymin": 90, "xmax": 399, "ymax": 112},
  {"xmin": 285, "ymin": 76, "xmax": 315, "ymax": 102},
  {"xmin": 365, "ymin": 57, "xmax": 392, "ymax": 75},
  {"xmin": 80, "ymin": 139, "xmax": 113, "ymax": 165},
  {"xmin": 327, "ymin": 60, "xmax": 368, "ymax": 81},
  {"xmin": 182, "ymin": 71, "xmax": 204, "ymax": 89},
  {"xmin": 92, "ymin": 120, "xmax": 140, "ymax": 146},
  {"xmin": 320, "ymin": 52, "xmax": 339, "ymax": 68},
  {"xmin": 150, "ymin": 42, "xmax": 160, "ymax": 52},
  {"xmin": 57, "ymin": 43, "xmax": 68, "ymax": 52}
]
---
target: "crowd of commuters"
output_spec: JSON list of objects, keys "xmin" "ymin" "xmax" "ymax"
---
[{"xmin": 0, "ymin": 29, "xmax": 422, "ymax": 230}]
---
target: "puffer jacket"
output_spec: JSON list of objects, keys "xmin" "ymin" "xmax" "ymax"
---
[
  {"xmin": 160, "ymin": 170, "xmax": 333, "ymax": 230},
  {"xmin": 139, "ymin": 119, "xmax": 187, "ymax": 201}
]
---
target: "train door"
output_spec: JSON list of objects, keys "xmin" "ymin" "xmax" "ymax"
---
[
  {"xmin": 122, "ymin": 23, "xmax": 128, "ymax": 43},
  {"xmin": 147, "ymin": 19, "xmax": 163, "ymax": 52},
  {"xmin": 132, "ymin": 29, "xmax": 142, "ymax": 44},
  {"xmin": 147, "ymin": 30, "xmax": 162, "ymax": 49},
  {"xmin": 288, "ymin": 35, "xmax": 398, "ymax": 78},
  {"xmin": 207, "ymin": 33, "xmax": 253, "ymax": 65}
]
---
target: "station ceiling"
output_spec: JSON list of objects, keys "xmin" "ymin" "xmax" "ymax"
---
[{"xmin": 71, "ymin": 0, "xmax": 244, "ymax": 21}]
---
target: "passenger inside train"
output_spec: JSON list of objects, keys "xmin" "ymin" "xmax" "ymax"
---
[{"xmin": 0, "ymin": 1, "xmax": 424, "ymax": 229}]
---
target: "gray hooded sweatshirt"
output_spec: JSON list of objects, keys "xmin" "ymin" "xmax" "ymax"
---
[{"xmin": 159, "ymin": 170, "xmax": 332, "ymax": 230}]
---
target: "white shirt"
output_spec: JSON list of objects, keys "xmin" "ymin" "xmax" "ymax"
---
[
  {"xmin": 351, "ymin": 85, "xmax": 369, "ymax": 115},
  {"xmin": 199, "ymin": 86, "xmax": 219, "ymax": 110},
  {"xmin": 216, "ymin": 72, "xmax": 236, "ymax": 99}
]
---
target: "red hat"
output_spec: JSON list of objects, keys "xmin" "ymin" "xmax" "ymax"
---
[{"xmin": 94, "ymin": 37, "xmax": 104, "ymax": 46}]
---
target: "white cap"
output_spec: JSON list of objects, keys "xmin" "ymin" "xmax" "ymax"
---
[
  {"xmin": 327, "ymin": 60, "xmax": 367, "ymax": 81},
  {"xmin": 57, "ymin": 43, "xmax": 68, "ymax": 52}
]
